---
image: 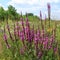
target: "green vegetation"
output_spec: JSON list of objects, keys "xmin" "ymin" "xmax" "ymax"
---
[
  {"xmin": 0, "ymin": 17, "xmax": 60, "ymax": 60},
  {"xmin": 0, "ymin": 4, "xmax": 60, "ymax": 60},
  {"xmin": 0, "ymin": 5, "xmax": 35, "ymax": 21}
]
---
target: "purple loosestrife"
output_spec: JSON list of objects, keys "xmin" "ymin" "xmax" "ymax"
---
[
  {"xmin": 37, "ymin": 29, "xmax": 40, "ymax": 41},
  {"xmin": 37, "ymin": 26, "xmax": 42, "ymax": 44},
  {"xmin": 25, "ymin": 14, "xmax": 31, "ymax": 42},
  {"xmin": 20, "ymin": 31, "xmax": 25, "ymax": 45},
  {"xmin": 48, "ymin": 34, "xmax": 55, "ymax": 50},
  {"xmin": 37, "ymin": 25, "xmax": 40, "ymax": 37},
  {"xmin": 34, "ymin": 31, "xmax": 38, "ymax": 45},
  {"xmin": 18, "ymin": 29, "xmax": 20, "ymax": 38},
  {"xmin": 16, "ymin": 21, "xmax": 20, "ymax": 37},
  {"xmin": 53, "ymin": 47, "xmax": 57, "ymax": 54},
  {"xmin": 27, "ymin": 30, "xmax": 31, "ymax": 42},
  {"xmin": 25, "ymin": 27, "xmax": 31, "ymax": 42},
  {"xmin": 30, "ymin": 30, "xmax": 34, "ymax": 41},
  {"xmin": 3, "ymin": 26, "xmax": 10, "ymax": 49},
  {"xmin": 3, "ymin": 33, "xmax": 7, "ymax": 41},
  {"xmin": 34, "ymin": 30, "xmax": 39, "ymax": 55},
  {"xmin": 41, "ymin": 29, "xmax": 45, "ymax": 44},
  {"xmin": 50, "ymin": 35, "xmax": 54, "ymax": 45},
  {"xmin": 20, "ymin": 13, "xmax": 25, "ymax": 34},
  {"xmin": 7, "ymin": 21, "xmax": 10, "ymax": 31},
  {"xmin": 3, "ymin": 26, "xmax": 7, "ymax": 41},
  {"xmin": 3, "ymin": 4, "xmax": 58, "ymax": 60},
  {"xmin": 7, "ymin": 21, "xmax": 14, "ymax": 41},
  {"xmin": 43, "ymin": 37, "xmax": 48, "ymax": 49},
  {"xmin": 21, "ymin": 20, "xmax": 25, "ymax": 34},
  {"xmin": 48, "ymin": 45, "xmax": 52, "ymax": 49},
  {"xmin": 30, "ymin": 24, "xmax": 34, "ymax": 41},
  {"xmin": 41, "ymin": 29, "xmax": 45, "ymax": 38},
  {"xmin": 47, "ymin": 3, "xmax": 51, "ymax": 28},
  {"xmin": 40, "ymin": 11, "xmax": 43, "ymax": 29},
  {"xmin": 38, "ymin": 51, "xmax": 42, "ymax": 59},
  {"xmin": 26, "ymin": 13, "xmax": 30, "ymax": 30},
  {"xmin": 25, "ymin": 26, "xmax": 29, "ymax": 41},
  {"xmin": 14, "ymin": 23, "xmax": 17, "ymax": 40},
  {"xmin": 14, "ymin": 24, "xmax": 16, "ymax": 36},
  {"xmin": 20, "ymin": 47, "xmax": 25, "ymax": 55}
]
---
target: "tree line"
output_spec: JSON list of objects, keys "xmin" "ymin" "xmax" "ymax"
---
[
  {"xmin": 0, "ymin": 5, "xmax": 20, "ymax": 21},
  {"xmin": 0, "ymin": 5, "xmax": 34, "ymax": 21}
]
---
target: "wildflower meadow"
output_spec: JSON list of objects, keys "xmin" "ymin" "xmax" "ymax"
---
[{"xmin": 0, "ymin": 3, "xmax": 60, "ymax": 60}]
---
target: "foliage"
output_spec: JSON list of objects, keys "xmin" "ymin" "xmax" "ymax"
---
[
  {"xmin": 26, "ymin": 13, "xmax": 34, "ymax": 16},
  {"xmin": 0, "ymin": 5, "xmax": 20, "ymax": 21},
  {"xmin": 0, "ymin": 6, "xmax": 5, "ymax": 21}
]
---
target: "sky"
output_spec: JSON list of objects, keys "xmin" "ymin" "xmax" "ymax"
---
[{"xmin": 0, "ymin": 0, "xmax": 60, "ymax": 20}]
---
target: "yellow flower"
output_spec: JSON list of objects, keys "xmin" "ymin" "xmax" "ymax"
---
[{"xmin": 47, "ymin": 28, "xmax": 52, "ymax": 32}]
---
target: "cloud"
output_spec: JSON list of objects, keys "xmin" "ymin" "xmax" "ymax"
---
[
  {"xmin": 8, "ymin": 0, "xmax": 60, "ymax": 6},
  {"xmin": 17, "ymin": 6, "xmax": 41, "ymax": 14},
  {"xmin": 7, "ymin": 0, "xmax": 60, "ymax": 12},
  {"xmin": 8, "ymin": 0, "xmax": 39, "ymax": 5},
  {"xmin": 0, "ymin": 4, "xmax": 2, "ymax": 6}
]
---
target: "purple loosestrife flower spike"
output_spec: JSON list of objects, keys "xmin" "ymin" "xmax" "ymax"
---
[
  {"xmin": 3, "ymin": 33, "xmax": 7, "ymax": 41},
  {"xmin": 31, "ymin": 24, "xmax": 34, "ymax": 40},
  {"xmin": 25, "ymin": 26, "xmax": 30, "ymax": 42},
  {"xmin": 3, "ymin": 26, "xmax": 7, "ymax": 41},
  {"xmin": 40, "ymin": 11, "xmax": 42, "ymax": 20},
  {"xmin": 37, "ymin": 29, "xmax": 40, "ymax": 41},
  {"xmin": 38, "ymin": 51, "xmax": 42, "ymax": 58},
  {"xmin": 41, "ymin": 29, "xmax": 45, "ymax": 39},
  {"xmin": 40, "ymin": 11, "xmax": 43, "ymax": 29},
  {"xmin": 34, "ymin": 31, "xmax": 38, "ymax": 44},
  {"xmin": 20, "ymin": 12, "xmax": 23, "ymax": 21},
  {"xmin": 6, "ymin": 44, "xmax": 11, "ymax": 49},
  {"xmin": 20, "ymin": 12, "xmax": 25, "ymax": 34},
  {"xmin": 25, "ymin": 13, "xmax": 31, "ymax": 42},
  {"xmin": 7, "ymin": 21, "xmax": 14, "ymax": 41},
  {"xmin": 43, "ymin": 37, "xmax": 48, "ymax": 49},
  {"xmin": 14, "ymin": 23, "xmax": 17, "ymax": 40},
  {"xmin": 38, "ymin": 25, "xmax": 40, "ymax": 36},
  {"xmin": 50, "ymin": 35, "xmax": 54, "ymax": 45},
  {"xmin": 47, "ymin": 3, "xmax": 51, "ymax": 28},
  {"xmin": 25, "ymin": 26, "xmax": 28, "ymax": 41},
  {"xmin": 16, "ymin": 21, "xmax": 20, "ymax": 37},
  {"xmin": 20, "ymin": 31, "xmax": 25, "ymax": 45},
  {"xmin": 3, "ymin": 26, "xmax": 10, "ymax": 49},
  {"xmin": 26, "ymin": 13, "xmax": 30, "ymax": 28},
  {"xmin": 20, "ymin": 47, "xmax": 25, "ymax": 55},
  {"xmin": 48, "ymin": 45, "xmax": 52, "ymax": 49},
  {"xmin": 18, "ymin": 27, "xmax": 20, "ymax": 37},
  {"xmin": 53, "ymin": 47, "xmax": 57, "ymax": 54},
  {"xmin": 34, "ymin": 30, "xmax": 38, "ymax": 55},
  {"xmin": 26, "ymin": 13, "xmax": 30, "ymax": 30}
]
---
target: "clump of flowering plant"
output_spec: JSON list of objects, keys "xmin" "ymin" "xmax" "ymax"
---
[{"xmin": 3, "ymin": 3, "xmax": 59, "ymax": 60}]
